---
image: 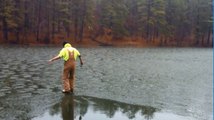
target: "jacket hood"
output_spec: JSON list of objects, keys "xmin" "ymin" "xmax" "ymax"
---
[{"xmin": 64, "ymin": 43, "xmax": 72, "ymax": 48}]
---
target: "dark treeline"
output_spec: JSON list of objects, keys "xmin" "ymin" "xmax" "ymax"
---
[{"xmin": 0, "ymin": 0, "xmax": 212, "ymax": 46}]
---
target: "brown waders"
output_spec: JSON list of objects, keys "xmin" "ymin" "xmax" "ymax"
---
[{"xmin": 62, "ymin": 51, "xmax": 75, "ymax": 92}]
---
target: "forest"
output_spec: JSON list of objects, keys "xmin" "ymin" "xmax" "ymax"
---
[{"xmin": 0, "ymin": 0, "xmax": 213, "ymax": 47}]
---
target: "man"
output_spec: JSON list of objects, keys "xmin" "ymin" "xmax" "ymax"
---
[{"xmin": 48, "ymin": 41, "xmax": 83, "ymax": 93}]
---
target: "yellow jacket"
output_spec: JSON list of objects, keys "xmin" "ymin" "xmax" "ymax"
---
[{"xmin": 58, "ymin": 43, "xmax": 80, "ymax": 61}]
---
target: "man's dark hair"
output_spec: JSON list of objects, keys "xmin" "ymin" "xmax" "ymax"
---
[{"xmin": 62, "ymin": 41, "xmax": 68, "ymax": 47}]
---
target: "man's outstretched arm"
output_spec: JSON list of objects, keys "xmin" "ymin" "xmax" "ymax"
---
[{"xmin": 48, "ymin": 55, "xmax": 60, "ymax": 63}]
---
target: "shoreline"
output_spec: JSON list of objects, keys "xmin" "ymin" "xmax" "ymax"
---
[{"xmin": 0, "ymin": 41, "xmax": 212, "ymax": 48}]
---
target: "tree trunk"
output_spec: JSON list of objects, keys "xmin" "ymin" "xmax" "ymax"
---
[
  {"xmin": 207, "ymin": 26, "xmax": 211, "ymax": 46},
  {"xmin": 145, "ymin": 0, "xmax": 152, "ymax": 42},
  {"xmin": 79, "ymin": 20, "xmax": 84, "ymax": 41},
  {"xmin": 36, "ymin": 0, "xmax": 42, "ymax": 41},
  {"xmin": 79, "ymin": 0, "xmax": 86, "ymax": 41},
  {"xmin": 46, "ymin": 7, "xmax": 50, "ymax": 44},
  {"xmin": 23, "ymin": 0, "xmax": 29, "ymax": 43},
  {"xmin": 15, "ymin": 0, "xmax": 21, "ymax": 43},
  {"xmin": 201, "ymin": 34, "xmax": 205, "ymax": 46},
  {"xmin": 2, "ymin": 17, "xmax": 8, "ymax": 42},
  {"xmin": 74, "ymin": 16, "xmax": 78, "ymax": 41},
  {"xmin": 52, "ymin": 0, "xmax": 56, "ymax": 39},
  {"xmin": 65, "ymin": 27, "xmax": 70, "ymax": 38},
  {"xmin": 15, "ymin": 30, "xmax": 20, "ymax": 44},
  {"xmin": 195, "ymin": 9, "xmax": 200, "ymax": 46}
]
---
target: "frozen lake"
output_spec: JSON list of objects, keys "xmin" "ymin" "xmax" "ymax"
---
[{"xmin": 0, "ymin": 46, "xmax": 212, "ymax": 120}]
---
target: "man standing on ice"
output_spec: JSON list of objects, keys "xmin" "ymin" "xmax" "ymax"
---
[{"xmin": 48, "ymin": 41, "xmax": 83, "ymax": 93}]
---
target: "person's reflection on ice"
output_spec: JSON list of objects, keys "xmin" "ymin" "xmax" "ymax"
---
[{"xmin": 61, "ymin": 94, "xmax": 74, "ymax": 120}]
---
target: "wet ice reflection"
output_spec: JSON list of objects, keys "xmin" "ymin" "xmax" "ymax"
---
[{"xmin": 33, "ymin": 95, "xmax": 198, "ymax": 120}]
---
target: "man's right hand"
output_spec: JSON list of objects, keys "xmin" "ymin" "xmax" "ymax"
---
[
  {"xmin": 48, "ymin": 59, "xmax": 53, "ymax": 64},
  {"xmin": 80, "ymin": 61, "xmax": 83, "ymax": 67}
]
